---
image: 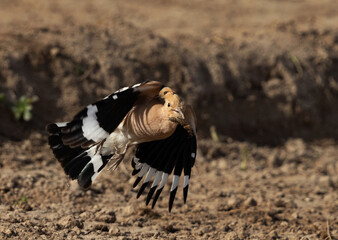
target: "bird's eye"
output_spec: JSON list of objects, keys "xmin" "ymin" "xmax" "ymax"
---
[{"xmin": 167, "ymin": 103, "xmax": 170, "ymax": 107}]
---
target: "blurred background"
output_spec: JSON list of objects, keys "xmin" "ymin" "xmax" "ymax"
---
[{"xmin": 0, "ymin": 0, "xmax": 337, "ymax": 239}]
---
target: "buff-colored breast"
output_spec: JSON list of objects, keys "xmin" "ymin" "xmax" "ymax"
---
[{"xmin": 123, "ymin": 98, "xmax": 177, "ymax": 143}]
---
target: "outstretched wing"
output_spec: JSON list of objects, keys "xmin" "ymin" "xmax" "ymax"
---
[
  {"xmin": 131, "ymin": 107, "xmax": 197, "ymax": 212},
  {"xmin": 46, "ymin": 81, "xmax": 164, "ymax": 188},
  {"xmin": 46, "ymin": 81, "xmax": 163, "ymax": 148},
  {"xmin": 46, "ymin": 85, "xmax": 139, "ymax": 148}
]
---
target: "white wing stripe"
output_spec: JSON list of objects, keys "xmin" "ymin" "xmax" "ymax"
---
[
  {"xmin": 158, "ymin": 173, "xmax": 169, "ymax": 189},
  {"xmin": 138, "ymin": 164, "xmax": 150, "ymax": 177},
  {"xmin": 135, "ymin": 162, "xmax": 142, "ymax": 170},
  {"xmin": 82, "ymin": 105, "xmax": 109, "ymax": 142},
  {"xmin": 87, "ymin": 105, "xmax": 98, "ymax": 115},
  {"xmin": 115, "ymin": 86, "xmax": 129, "ymax": 93},
  {"xmin": 143, "ymin": 168, "xmax": 157, "ymax": 183},
  {"xmin": 170, "ymin": 175, "xmax": 180, "ymax": 191},
  {"xmin": 133, "ymin": 156, "xmax": 140, "ymax": 165},
  {"xmin": 183, "ymin": 175, "xmax": 190, "ymax": 188},
  {"xmin": 151, "ymin": 171, "xmax": 163, "ymax": 188},
  {"xmin": 56, "ymin": 122, "xmax": 68, "ymax": 127},
  {"xmin": 91, "ymin": 172, "xmax": 99, "ymax": 182},
  {"xmin": 91, "ymin": 155, "xmax": 103, "ymax": 172}
]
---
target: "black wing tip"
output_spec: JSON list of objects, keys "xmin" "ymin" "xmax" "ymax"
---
[
  {"xmin": 48, "ymin": 134, "xmax": 61, "ymax": 146},
  {"xmin": 137, "ymin": 182, "xmax": 149, "ymax": 199},
  {"xmin": 152, "ymin": 188, "xmax": 163, "ymax": 209},
  {"xmin": 169, "ymin": 188, "xmax": 178, "ymax": 213},
  {"xmin": 183, "ymin": 185, "xmax": 189, "ymax": 204},
  {"xmin": 132, "ymin": 169, "xmax": 140, "ymax": 176},
  {"xmin": 133, "ymin": 177, "xmax": 143, "ymax": 188},
  {"xmin": 77, "ymin": 178, "xmax": 92, "ymax": 189},
  {"xmin": 46, "ymin": 123, "xmax": 59, "ymax": 133},
  {"xmin": 77, "ymin": 163, "xmax": 94, "ymax": 189},
  {"xmin": 64, "ymin": 152, "xmax": 89, "ymax": 178},
  {"xmin": 146, "ymin": 186, "xmax": 157, "ymax": 206}
]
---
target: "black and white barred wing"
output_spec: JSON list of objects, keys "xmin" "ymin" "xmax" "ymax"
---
[
  {"xmin": 46, "ymin": 83, "xmax": 143, "ymax": 188},
  {"xmin": 131, "ymin": 125, "xmax": 197, "ymax": 212},
  {"xmin": 47, "ymin": 84, "xmax": 142, "ymax": 148}
]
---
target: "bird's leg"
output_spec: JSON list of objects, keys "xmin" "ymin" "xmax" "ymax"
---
[
  {"xmin": 108, "ymin": 144, "xmax": 129, "ymax": 171},
  {"xmin": 95, "ymin": 139, "xmax": 106, "ymax": 154}
]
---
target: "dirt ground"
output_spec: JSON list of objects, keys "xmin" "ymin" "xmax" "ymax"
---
[{"xmin": 0, "ymin": 0, "xmax": 337, "ymax": 239}]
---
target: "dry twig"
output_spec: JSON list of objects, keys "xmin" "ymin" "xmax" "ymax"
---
[{"xmin": 326, "ymin": 220, "xmax": 332, "ymax": 240}]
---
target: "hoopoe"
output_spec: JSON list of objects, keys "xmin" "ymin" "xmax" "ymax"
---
[{"xmin": 46, "ymin": 81, "xmax": 197, "ymax": 212}]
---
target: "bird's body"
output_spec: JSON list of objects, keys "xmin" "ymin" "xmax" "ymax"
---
[
  {"xmin": 124, "ymin": 97, "xmax": 178, "ymax": 140},
  {"xmin": 100, "ymin": 102, "xmax": 177, "ymax": 157},
  {"xmin": 47, "ymin": 81, "xmax": 197, "ymax": 212}
]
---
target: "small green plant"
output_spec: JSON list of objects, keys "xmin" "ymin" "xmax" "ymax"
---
[
  {"xmin": 0, "ymin": 93, "xmax": 4, "ymax": 103},
  {"xmin": 20, "ymin": 195, "xmax": 27, "ymax": 203},
  {"xmin": 290, "ymin": 54, "xmax": 303, "ymax": 77},
  {"xmin": 15, "ymin": 195, "xmax": 28, "ymax": 205},
  {"xmin": 11, "ymin": 95, "xmax": 38, "ymax": 121},
  {"xmin": 240, "ymin": 147, "xmax": 249, "ymax": 170},
  {"xmin": 210, "ymin": 125, "xmax": 220, "ymax": 142}
]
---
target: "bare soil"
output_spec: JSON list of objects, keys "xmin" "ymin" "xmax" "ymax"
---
[{"xmin": 0, "ymin": 0, "xmax": 337, "ymax": 239}]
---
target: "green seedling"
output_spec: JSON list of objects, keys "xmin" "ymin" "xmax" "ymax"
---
[
  {"xmin": 290, "ymin": 55, "xmax": 303, "ymax": 77},
  {"xmin": 210, "ymin": 125, "xmax": 220, "ymax": 142},
  {"xmin": 240, "ymin": 147, "xmax": 249, "ymax": 170},
  {"xmin": 11, "ymin": 95, "xmax": 38, "ymax": 121},
  {"xmin": 15, "ymin": 195, "xmax": 28, "ymax": 205},
  {"xmin": 0, "ymin": 93, "xmax": 4, "ymax": 103},
  {"xmin": 20, "ymin": 195, "xmax": 27, "ymax": 203}
]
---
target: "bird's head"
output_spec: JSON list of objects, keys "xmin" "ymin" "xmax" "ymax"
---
[{"xmin": 159, "ymin": 87, "xmax": 185, "ymax": 124}]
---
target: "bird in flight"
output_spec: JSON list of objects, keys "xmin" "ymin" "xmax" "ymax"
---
[{"xmin": 46, "ymin": 81, "xmax": 197, "ymax": 212}]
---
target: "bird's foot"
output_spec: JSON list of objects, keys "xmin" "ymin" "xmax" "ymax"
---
[
  {"xmin": 95, "ymin": 139, "xmax": 106, "ymax": 154},
  {"xmin": 107, "ymin": 145, "xmax": 128, "ymax": 171},
  {"xmin": 107, "ymin": 156, "xmax": 124, "ymax": 171}
]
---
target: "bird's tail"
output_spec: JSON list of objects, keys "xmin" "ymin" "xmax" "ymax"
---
[{"xmin": 47, "ymin": 122, "xmax": 113, "ymax": 188}]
